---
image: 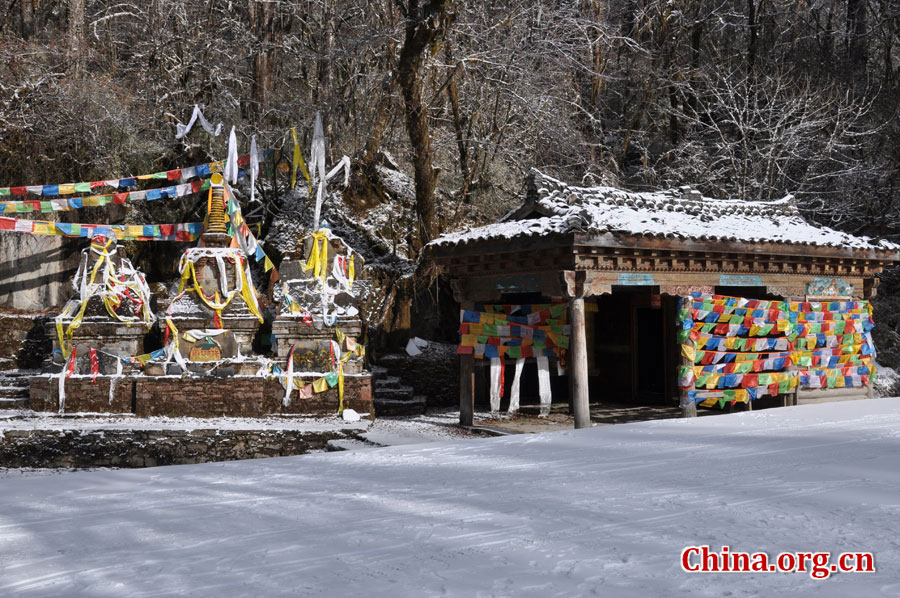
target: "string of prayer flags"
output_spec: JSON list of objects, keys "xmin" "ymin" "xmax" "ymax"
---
[
  {"xmin": 0, "ymin": 218, "xmax": 202, "ymax": 241},
  {"xmin": 681, "ymin": 292, "xmax": 877, "ymax": 408},
  {"xmin": 458, "ymin": 304, "xmax": 568, "ymax": 361},
  {"xmin": 0, "ymin": 151, "xmax": 272, "ymax": 199},
  {"xmin": 0, "ymin": 178, "xmax": 217, "ymax": 214}
]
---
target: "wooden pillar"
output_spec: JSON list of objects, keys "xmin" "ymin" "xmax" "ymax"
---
[
  {"xmin": 459, "ymin": 300, "xmax": 475, "ymax": 427},
  {"xmin": 569, "ymin": 295, "xmax": 591, "ymax": 429},
  {"xmin": 679, "ymin": 296, "xmax": 698, "ymax": 418},
  {"xmin": 460, "ymin": 353, "xmax": 475, "ymax": 427}
]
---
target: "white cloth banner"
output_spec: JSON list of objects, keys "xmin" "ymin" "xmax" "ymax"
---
[
  {"xmin": 537, "ymin": 356, "xmax": 552, "ymax": 416},
  {"xmin": 507, "ymin": 358, "xmax": 525, "ymax": 414},
  {"xmin": 283, "ymin": 343, "xmax": 296, "ymax": 406},
  {"xmin": 175, "ymin": 104, "xmax": 223, "ymax": 139},
  {"xmin": 489, "ymin": 357, "xmax": 502, "ymax": 413},
  {"xmin": 249, "ymin": 135, "xmax": 260, "ymax": 203},
  {"xmin": 224, "ymin": 126, "xmax": 239, "ymax": 184}
]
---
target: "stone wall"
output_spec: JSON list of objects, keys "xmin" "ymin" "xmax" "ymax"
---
[
  {"xmin": 30, "ymin": 374, "xmax": 374, "ymax": 418},
  {"xmin": 0, "ymin": 234, "xmax": 82, "ymax": 310},
  {"xmin": 0, "ymin": 429, "xmax": 353, "ymax": 468}
]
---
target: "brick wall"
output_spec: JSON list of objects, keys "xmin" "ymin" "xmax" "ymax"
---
[{"xmin": 30, "ymin": 374, "xmax": 373, "ymax": 418}]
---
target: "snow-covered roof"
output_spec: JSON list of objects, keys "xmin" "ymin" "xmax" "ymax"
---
[{"xmin": 429, "ymin": 169, "xmax": 899, "ymax": 254}]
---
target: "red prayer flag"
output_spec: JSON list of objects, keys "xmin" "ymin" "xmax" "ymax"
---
[
  {"xmin": 167, "ymin": 169, "xmax": 182, "ymax": 181},
  {"xmin": 10, "ymin": 187, "xmax": 26, "ymax": 195}
]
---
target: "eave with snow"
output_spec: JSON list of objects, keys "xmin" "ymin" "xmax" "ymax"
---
[{"xmin": 425, "ymin": 169, "xmax": 900, "ymax": 427}]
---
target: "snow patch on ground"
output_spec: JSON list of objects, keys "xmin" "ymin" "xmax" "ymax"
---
[{"xmin": 2, "ymin": 399, "xmax": 900, "ymax": 596}]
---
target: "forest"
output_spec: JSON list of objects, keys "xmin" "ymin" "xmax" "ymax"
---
[{"xmin": 1, "ymin": 0, "xmax": 899, "ymax": 362}]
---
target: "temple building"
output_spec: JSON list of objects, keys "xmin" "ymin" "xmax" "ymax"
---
[{"xmin": 425, "ymin": 170, "xmax": 900, "ymax": 427}]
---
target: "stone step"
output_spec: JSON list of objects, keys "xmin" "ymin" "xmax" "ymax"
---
[
  {"xmin": 0, "ymin": 386, "xmax": 29, "ymax": 399},
  {"xmin": 374, "ymin": 376, "xmax": 402, "ymax": 389},
  {"xmin": 0, "ymin": 397, "xmax": 29, "ymax": 409},
  {"xmin": 376, "ymin": 353, "xmax": 408, "ymax": 368},
  {"xmin": 374, "ymin": 386, "xmax": 414, "ymax": 401},
  {"xmin": 0, "ymin": 357, "xmax": 18, "ymax": 372},
  {"xmin": 374, "ymin": 395, "xmax": 426, "ymax": 416}
]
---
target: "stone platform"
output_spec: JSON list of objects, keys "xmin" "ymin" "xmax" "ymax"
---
[{"xmin": 29, "ymin": 375, "xmax": 373, "ymax": 418}]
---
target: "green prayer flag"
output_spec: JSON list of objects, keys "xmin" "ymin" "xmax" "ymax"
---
[
  {"xmin": 324, "ymin": 371, "xmax": 339, "ymax": 387},
  {"xmin": 74, "ymin": 182, "xmax": 91, "ymax": 193},
  {"xmin": 40, "ymin": 201, "xmax": 52, "ymax": 212},
  {"xmin": 507, "ymin": 346, "xmax": 522, "ymax": 359}
]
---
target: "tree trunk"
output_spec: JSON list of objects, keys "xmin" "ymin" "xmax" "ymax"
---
[
  {"xmin": 846, "ymin": 0, "xmax": 867, "ymax": 69},
  {"xmin": 249, "ymin": 0, "xmax": 276, "ymax": 120},
  {"xmin": 396, "ymin": 0, "xmax": 454, "ymax": 248},
  {"xmin": 68, "ymin": 0, "xmax": 85, "ymax": 73},
  {"xmin": 20, "ymin": 0, "xmax": 34, "ymax": 39}
]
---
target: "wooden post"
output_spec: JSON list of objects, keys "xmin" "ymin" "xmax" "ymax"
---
[
  {"xmin": 569, "ymin": 295, "xmax": 591, "ymax": 429},
  {"xmin": 460, "ymin": 353, "xmax": 475, "ymax": 427},
  {"xmin": 459, "ymin": 300, "xmax": 475, "ymax": 427},
  {"xmin": 679, "ymin": 296, "xmax": 698, "ymax": 418}
]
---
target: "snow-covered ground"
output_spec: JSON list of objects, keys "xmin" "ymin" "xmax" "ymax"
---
[{"xmin": 2, "ymin": 399, "xmax": 899, "ymax": 597}]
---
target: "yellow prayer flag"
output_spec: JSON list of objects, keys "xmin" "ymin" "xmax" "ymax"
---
[
  {"xmin": 335, "ymin": 328, "xmax": 346, "ymax": 345},
  {"xmin": 58, "ymin": 184, "xmax": 76, "ymax": 195},
  {"xmin": 680, "ymin": 344, "xmax": 695, "ymax": 362},
  {"xmin": 312, "ymin": 377, "xmax": 328, "ymax": 393},
  {"xmin": 264, "ymin": 257, "xmax": 274, "ymax": 272}
]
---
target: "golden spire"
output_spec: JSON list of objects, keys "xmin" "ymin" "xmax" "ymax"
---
[{"xmin": 207, "ymin": 173, "xmax": 228, "ymax": 234}]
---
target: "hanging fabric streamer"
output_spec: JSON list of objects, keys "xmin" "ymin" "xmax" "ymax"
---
[
  {"xmin": 175, "ymin": 105, "xmax": 223, "ymax": 139},
  {"xmin": 179, "ymin": 105, "xmax": 222, "ymax": 139},
  {"xmin": 508, "ymin": 358, "xmax": 525, "ymax": 414},
  {"xmin": 311, "ymin": 112, "xmax": 327, "ymax": 230},
  {"xmin": 283, "ymin": 342, "xmax": 297, "ymax": 406},
  {"xmin": 108, "ymin": 357, "xmax": 123, "ymax": 405},
  {"xmin": 290, "ymin": 127, "xmax": 312, "ymax": 194},
  {"xmin": 489, "ymin": 357, "xmax": 502, "ymax": 413},
  {"xmin": 89, "ymin": 347, "xmax": 99, "ymax": 384},
  {"xmin": 536, "ymin": 356, "xmax": 552, "ymax": 416},
  {"xmin": 224, "ymin": 126, "xmax": 239, "ymax": 184},
  {"xmin": 249, "ymin": 135, "xmax": 259, "ymax": 203}
]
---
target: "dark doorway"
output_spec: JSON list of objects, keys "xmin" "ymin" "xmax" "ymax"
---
[{"xmin": 635, "ymin": 306, "xmax": 665, "ymax": 401}]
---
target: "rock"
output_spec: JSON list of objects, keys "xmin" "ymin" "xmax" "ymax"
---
[{"xmin": 341, "ymin": 408, "xmax": 361, "ymax": 422}]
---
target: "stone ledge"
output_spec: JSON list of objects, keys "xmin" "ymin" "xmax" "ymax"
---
[{"xmin": 29, "ymin": 375, "xmax": 373, "ymax": 419}]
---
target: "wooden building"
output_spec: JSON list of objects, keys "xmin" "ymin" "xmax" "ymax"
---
[{"xmin": 425, "ymin": 170, "xmax": 900, "ymax": 427}]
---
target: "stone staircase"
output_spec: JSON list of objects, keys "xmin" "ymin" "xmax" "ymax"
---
[
  {"xmin": 0, "ymin": 370, "xmax": 35, "ymax": 410},
  {"xmin": 371, "ymin": 360, "xmax": 426, "ymax": 416}
]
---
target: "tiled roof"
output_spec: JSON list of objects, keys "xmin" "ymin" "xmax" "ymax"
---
[{"xmin": 429, "ymin": 169, "xmax": 898, "ymax": 253}]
